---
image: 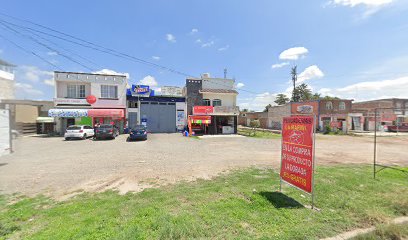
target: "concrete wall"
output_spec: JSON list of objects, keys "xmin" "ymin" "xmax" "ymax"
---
[
  {"xmin": 186, "ymin": 79, "xmax": 203, "ymax": 115},
  {"xmin": 268, "ymin": 104, "xmax": 291, "ymax": 130},
  {"xmin": 0, "ymin": 78, "xmax": 15, "ymax": 100},
  {"xmin": 15, "ymin": 105, "xmax": 38, "ymax": 123},
  {"xmin": 202, "ymin": 93, "xmax": 236, "ymax": 107}
]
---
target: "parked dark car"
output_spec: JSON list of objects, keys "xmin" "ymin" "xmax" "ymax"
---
[
  {"xmin": 95, "ymin": 124, "xmax": 119, "ymax": 140},
  {"xmin": 128, "ymin": 125, "xmax": 148, "ymax": 141}
]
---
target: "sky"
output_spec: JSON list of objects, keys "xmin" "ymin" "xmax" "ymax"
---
[{"xmin": 1, "ymin": 0, "xmax": 408, "ymax": 111}]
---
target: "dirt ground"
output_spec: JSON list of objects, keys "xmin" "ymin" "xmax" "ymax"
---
[{"xmin": 0, "ymin": 133, "xmax": 406, "ymax": 199}]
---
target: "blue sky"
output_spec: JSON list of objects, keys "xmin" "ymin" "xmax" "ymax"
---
[{"xmin": 1, "ymin": 0, "xmax": 408, "ymax": 110}]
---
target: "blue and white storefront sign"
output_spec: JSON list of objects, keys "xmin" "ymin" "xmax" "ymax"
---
[
  {"xmin": 48, "ymin": 109, "xmax": 88, "ymax": 117},
  {"xmin": 132, "ymin": 85, "xmax": 150, "ymax": 94}
]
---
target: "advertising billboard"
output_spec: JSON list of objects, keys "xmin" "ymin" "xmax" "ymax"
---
[
  {"xmin": 280, "ymin": 116, "xmax": 315, "ymax": 193},
  {"xmin": 193, "ymin": 106, "xmax": 214, "ymax": 115}
]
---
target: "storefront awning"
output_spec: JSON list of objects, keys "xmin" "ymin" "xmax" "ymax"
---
[
  {"xmin": 36, "ymin": 117, "xmax": 54, "ymax": 123},
  {"xmin": 190, "ymin": 115, "xmax": 211, "ymax": 124},
  {"xmin": 48, "ymin": 109, "xmax": 88, "ymax": 117},
  {"xmin": 88, "ymin": 109, "xmax": 124, "ymax": 118}
]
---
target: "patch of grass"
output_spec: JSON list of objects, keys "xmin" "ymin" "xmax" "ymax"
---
[
  {"xmin": 0, "ymin": 165, "xmax": 407, "ymax": 239},
  {"xmin": 238, "ymin": 128, "xmax": 281, "ymax": 139},
  {"xmin": 352, "ymin": 222, "xmax": 408, "ymax": 240}
]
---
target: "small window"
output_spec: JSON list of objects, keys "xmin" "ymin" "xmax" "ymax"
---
[
  {"xmin": 150, "ymin": 102, "xmax": 158, "ymax": 105},
  {"xmin": 203, "ymin": 99, "xmax": 211, "ymax": 106},
  {"xmin": 101, "ymin": 85, "xmax": 118, "ymax": 99},
  {"xmin": 159, "ymin": 103, "xmax": 167, "ymax": 105},
  {"xmin": 213, "ymin": 99, "xmax": 222, "ymax": 107},
  {"xmin": 326, "ymin": 101, "xmax": 333, "ymax": 110},
  {"xmin": 167, "ymin": 102, "xmax": 176, "ymax": 105},
  {"xmin": 339, "ymin": 102, "xmax": 346, "ymax": 110}
]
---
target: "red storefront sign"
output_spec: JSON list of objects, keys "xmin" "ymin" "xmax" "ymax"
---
[
  {"xmin": 88, "ymin": 109, "xmax": 124, "ymax": 118},
  {"xmin": 280, "ymin": 116, "xmax": 315, "ymax": 193},
  {"xmin": 193, "ymin": 106, "xmax": 214, "ymax": 115}
]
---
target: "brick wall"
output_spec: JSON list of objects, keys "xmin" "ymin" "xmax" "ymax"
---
[{"xmin": 319, "ymin": 99, "xmax": 353, "ymax": 115}]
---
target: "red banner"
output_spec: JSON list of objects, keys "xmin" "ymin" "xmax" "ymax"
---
[
  {"xmin": 193, "ymin": 106, "xmax": 214, "ymax": 115},
  {"xmin": 280, "ymin": 116, "xmax": 315, "ymax": 193}
]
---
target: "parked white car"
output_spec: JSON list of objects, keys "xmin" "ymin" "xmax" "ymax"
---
[{"xmin": 64, "ymin": 125, "xmax": 94, "ymax": 140}]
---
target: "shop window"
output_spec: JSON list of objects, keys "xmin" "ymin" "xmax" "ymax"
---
[
  {"xmin": 326, "ymin": 101, "xmax": 333, "ymax": 110},
  {"xmin": 203, "ymin": 99, "xmax": 211, "ymax": 106},
  {"xmin": 339, "ymin": 102, "xmax": 346, "ymax": 110},
  {"xmin": 67, "ymin": 84, "xmax": 85, "ymax": 98},
  {"xmin": 168, "ymin": 103, "xmax": 176, "ymax": 105},
  {"xmin": 101, "ymin": 85, "xmax": 118, "ymax": 99},
  {"xmin": 213, "ymin": 99, "xmax": 222, "ymax": 107}
]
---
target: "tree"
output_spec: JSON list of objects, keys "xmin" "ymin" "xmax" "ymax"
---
[
  {"xmin": 311, "ymin": 93, "xmax": 321, "ymax": 100},
  {"xmin": 322, "ymin": 95, "xmax": 340, "ymax": 100},
  {"xmin": 241, "ymin": 108, "xmax": 249, "ymax": 112},
  {"xmin": 249, "ymin": 119, "xmax": 260, "ymax": 136},
  {"xmin": 274, "ymin": 94, "xmax": 290, "ymax": 105},
  {"xmin": 291, "ymin": 66, "xmax": 299, "ymax": 102},
  {"xmin": 296, "ymin": 83, "xmax": 313, "ymax": 102},
  {"xmin": 263, "ymin": 104, "xmax": 272, "ymax": 112}
]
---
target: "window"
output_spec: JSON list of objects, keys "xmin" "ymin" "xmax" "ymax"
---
[
  {"xmin": 326, "ymin": 101, "xmax": 333, "ymax": 110},
  {"xmin": 128, "ymin": 101, "xmax": 138, "ymax": 108},
  {"xmin": 67, "ymin": 84, "xmax": 85, "ymax": 98},
  {"xmin": 213, "ymin": 99, "xmax": 222, "ymax": 106},
  {"xmin": 339, "ymin": 102, "xmax": 346, "ymax": 110},
  {"xmin": 203, "ymin": 99, "xmax": 211, "ymax": 106},
  {"xmin": 101, "ymin": 85, "xmax": 118, "ymax": 99}
]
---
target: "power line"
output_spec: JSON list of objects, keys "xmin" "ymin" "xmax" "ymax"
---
[
  {"xmin": 0, "ymin": 21, "xmax": 95, "ymax": 72},
  {"xmin": 0, "ymin": 13, "xmax": 262, "ymax": 94},
  {"xmin": 0, "ymin": 32, "xmax": 61, "ymax": 70}
]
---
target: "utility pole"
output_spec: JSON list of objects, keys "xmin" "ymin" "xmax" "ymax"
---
[
  {"xmin": 224, "ymin": 68, "xmax": 227, "ymax": 79},
  {"xmin": 291, "ymin": 65, "xmax": 298, "ymax": 102}
]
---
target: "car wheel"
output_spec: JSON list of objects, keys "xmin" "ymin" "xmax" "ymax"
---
[
  {"xmin": 82, "ymin": 134, "xmax": 87, "ymax": 140},
  {"xmin": 65, "ymin": 137, "xmax": 70, "ymax": 141}
]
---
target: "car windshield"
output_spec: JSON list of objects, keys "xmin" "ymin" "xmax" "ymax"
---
[
  {"xmin": 99, "ymin": 125, "xmax": 113, "ymax": 129},
  {"xmin": 67, "ymin": 126, "xmax": 81, "ymax": 130},
  {"xmin": 132, "ymin": 125, "xmax": 146, "ymax": 131}
]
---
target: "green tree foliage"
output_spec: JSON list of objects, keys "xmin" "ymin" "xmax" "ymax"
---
[
  {"xmin": 263, "ymin": 104, "xmax": 272, "ymax": 112},
  {"xmin": 274, "ymin": 94, "xmax": 290, "ymax": 105}
]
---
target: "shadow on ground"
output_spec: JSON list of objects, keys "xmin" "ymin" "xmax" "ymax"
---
[{"xmin": 259, "ymin": 191, "xmax": 304, "ymax": 209}]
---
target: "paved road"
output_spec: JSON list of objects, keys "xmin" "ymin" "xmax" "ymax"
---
[{"xmin": 0, "ymin": 133, "xmax": 406, "ymax": 198}]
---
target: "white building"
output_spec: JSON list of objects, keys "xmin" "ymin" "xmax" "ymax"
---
[
  {"xmin": 49, "ymin": 71, "xmax": 128, "ymax": 134},
  {"xmin": 0, "ymin": 59, "xmax": 15, "ymax": 100},
  {"xmin": 185, "ymin": 73, "xmax": 239, "ymax": 134}
]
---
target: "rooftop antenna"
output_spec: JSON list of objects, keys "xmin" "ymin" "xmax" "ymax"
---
[{"xmin": 224, "ymin": 68, "xmax": 227, "ymax": 79}]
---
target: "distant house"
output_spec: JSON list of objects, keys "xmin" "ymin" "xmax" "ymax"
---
[{"xmin": 352, "ymin": 98, "xmax": 408, "ymax": 131}]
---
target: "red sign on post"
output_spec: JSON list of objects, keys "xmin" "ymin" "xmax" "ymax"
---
[{"xmin": 280, "ymin": 116, "xmax": 315, "ymax": 193}]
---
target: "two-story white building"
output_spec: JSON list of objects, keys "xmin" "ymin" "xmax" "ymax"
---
[
  {"xmin": 48, "ymin": 71, "xmax": 127, "ymax": 134},
  {"xmin": 0, "ymin": 59, "xmax": 15, "ymax": 100},
  {"xmin": 185, "ymin": 73, "xmax": 239, "ymax": 134}
]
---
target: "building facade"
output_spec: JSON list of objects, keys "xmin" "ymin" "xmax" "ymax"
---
[
  {"xmin": 352, "ymin": 98, "xmax": 408, "ymax": 131},
  {"xmin": 0, "ymin": 59, "xmax": 15, "ymax": 100},
  {"xmin": 126, "ymin": 85, "xmax": 186, "ymax": 133},
  {"xmin": 49, "ymin": 71, "xmax": 127, "ymax": 135},
  {"xmin": 185, "ymin": 74, "xmax": 239, "ymax": 134}
]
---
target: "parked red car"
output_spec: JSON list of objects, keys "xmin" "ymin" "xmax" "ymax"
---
[{"xmin": 387, "ymin": 123, "xmax": 408, "ymax": 132}]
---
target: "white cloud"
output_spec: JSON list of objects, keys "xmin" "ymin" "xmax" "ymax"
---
[
  {"xmin": 190, "ymin": 28, "xmax": 198, "ymax": 34},
  {"xmin": 93, "ymin": 69, "xmax": 130, "ymax": 78},
  {"xmin": 201, "ymin": 40, "xmax": 215, "ymax": 48},
  {"xmin": 43, "ymin": 78, "xmax": 55, "ymax": 86},
  {"xmin": 279, "ymin": 47, "xmax": 309, "ymax": 60},
  {"xmin": 239, "ymin": 92, "xmax": 278, "ymax": 111},
  {"xmin": 195, "ymin": 39, "xmax": 202, "ymax": 43},
  {"xmin": 17, "ymin": 65, "xmax": 53, "ymax": 83},
  {"xmin": 236, "ymin": 83, "xmax": 245, "ymax": 89},
  {"xmin": 14, "ymin": 82, "xmax": 44, "ymax": 96},
  {"xmin": 152, "ymin": 56, "xmax": 161, "ymax": 61},
  {"xmin": 47, "ymin": 51, "xmax": 58, "ymax": 56},
  {"xmin": 218, "ymin": 45, "xmax": 230, "ymax": 51},
  {"xmin": 166, "ymin": 34, "xmax": 176, "ymax": 43},
  {"xmin": 298, "ymin": 65, "xmax": 324, "ymax": 83},
  {"xmin": 138, "ymin": 75, "xmax": 158, "ymax": 87},
  {"xmin": 330, "ymin": 0, "xmax": 392, "ymax": 7},
  {"xmin": 317, "ymin": 76, "xmax": 408, "ymax": 101},
  {"xmin": 271, "ymin": 62, "xmax": 290, "ymax": 69}
]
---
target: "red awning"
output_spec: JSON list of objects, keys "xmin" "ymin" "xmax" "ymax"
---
[{"xmin": 88, "ymin": 109, "xmax": 124, "ymax": 118}]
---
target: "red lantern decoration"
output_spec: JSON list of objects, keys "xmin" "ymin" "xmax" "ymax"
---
[{"xmin": 86, "ymin": 95, "xmax": 97, "ymax": 104}]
